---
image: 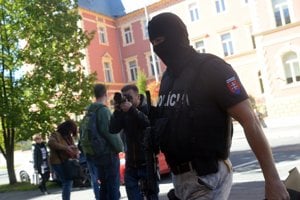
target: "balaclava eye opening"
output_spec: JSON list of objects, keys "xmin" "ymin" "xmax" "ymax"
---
[{"xmin": 148, "ymin": 12, "xmax": 193, "ymax": 73}]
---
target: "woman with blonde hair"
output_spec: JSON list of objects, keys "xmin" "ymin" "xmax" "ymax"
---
[{"xmin": 32, "ymin": 133, "xmax": 50, "ymax": 194}]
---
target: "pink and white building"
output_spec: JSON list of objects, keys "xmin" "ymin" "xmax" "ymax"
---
[{"xmin": 78, "ymin": 0, "xmax": 300, "ymax": 118}]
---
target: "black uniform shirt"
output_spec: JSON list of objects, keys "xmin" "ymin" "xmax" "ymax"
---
[{"xmin": 157, "ymin": 53, "xmax": 248, "ymax": 165}]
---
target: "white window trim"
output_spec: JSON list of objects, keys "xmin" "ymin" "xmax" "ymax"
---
[
  {"xmin": 272, "ymin": 0, "xmax": 293, "ymax": 27},
  {"xmin": 102, "ymin": 53, "xmax": 114, "ymax": 82},
  {"xmin": 220, "ymin": 32, "xmax": 235, "ymax": 57},
  {"xmin": 103, "ymin": 61, "xmax": 114, "ymax": 83},
  {"xmin": 125, "ymin": 57, "xmax": 139, "ymax": 82},
  {"xmin": 275, "ymin": 46, "xmax": 300, "ymax": 89},
  {"xmin": 194, "ymin": 39, "xmax": 206, "ymax": 53},
  {"xmin": 122, "ymin": 25, "xmax": 134, "ymax": 46},
  {"xmin": 188, "ymin": 2, "xmax": 200, "ymax": 22},
  {"xmin": 281, "ymin": 52, "xmax": 300, "ymax": 85},
  {"xmin": 98, "ymin": 25, "xmax": 108, "ymax": 45},
  {"xmin": 214, "ymin": 0, "xmax": 227, "ymax": 14}
]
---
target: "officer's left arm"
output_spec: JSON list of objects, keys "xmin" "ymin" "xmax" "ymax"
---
[{"xmin": 227, "ymin": 99, "xmax": 289, "ymax": 200}]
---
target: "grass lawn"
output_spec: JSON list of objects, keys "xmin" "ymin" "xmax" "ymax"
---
[{"xmin": 0, "ymin": 181, "xmax": 59, "ymax": 193}]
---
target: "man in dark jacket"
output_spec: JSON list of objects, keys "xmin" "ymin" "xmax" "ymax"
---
[
  {"xmin": 147, "ymin": 12, "xmax": 289, "ymax": 200},
  {"xmin": 110, "ymin": 84, "xmax": 159, "ymax": 200}
]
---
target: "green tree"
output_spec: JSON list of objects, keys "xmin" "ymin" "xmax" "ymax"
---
[
  {"xmin": 0, "ymin": 0, "xmax": 95, "ymax": 184},
  {"xmin": 136, "ymin": 70, "xmax": 147, "ymax": 95}
]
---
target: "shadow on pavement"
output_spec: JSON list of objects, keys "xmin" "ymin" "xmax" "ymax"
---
[
  {"xmin": 230, "ymin": 144, "xmax": 300, "ymax": 173},
  {"xmin": 229, "ymin": 181, "xmax": 265, "ymax": 200}
]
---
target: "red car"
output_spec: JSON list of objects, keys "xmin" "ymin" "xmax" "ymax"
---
[{"xmin": 119, "ymin": 151, "xmax": 170, "ymax": 184}]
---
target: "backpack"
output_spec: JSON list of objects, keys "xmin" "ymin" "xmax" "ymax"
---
[{"xmin": 79, "ymin": 104, "xmax": 107, "ymax": 157}]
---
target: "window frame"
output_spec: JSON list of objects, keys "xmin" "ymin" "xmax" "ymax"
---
[
  {"xmin": 188, "ymin": 2, "xmax": 200, "ymax": 22},
  {"xmin": 101, "ymin": 54, "xmax": 114, "ymax": 83},
  {"xmin": 194, "ymin": 40, "xmax": 206, "ymax": 53},
  {"xmin": 103, "ymin": 61, "xmax": 114, "ymax": 83},
  {"xmin": 126, "ymin": 58, "xmax": 138, "ymax": 82},
  {"xmin": 215, "ymin": 0, "xmax": 226, "ymax": 14},
  {"xmin": 221, "ymin": 32, "xmax": 234, "ymax": 57},
  {"xmin": 272, "ymin": 0, "xmax": 291, "ymax": 27},
  {"xmin": 282, "ymin": 51, "xmax": 300, "ymax": 85},
  {"xmin": 98, "ymin": 26, "xmax": 108, "ymax": 45},
  {"xmin": 123, "ymin": 26, "xmax": 134, "ymax": 46}
]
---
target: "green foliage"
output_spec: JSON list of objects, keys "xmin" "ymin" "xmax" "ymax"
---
[
  {"xmin": 248, "ymin": 95, "xmax": 257, "ymax": 109},
  {"xmin": 0, "ymin": 0, "xmax": 96, "ymax": 183},
  {"xmin": 1, "ymin": 0, "xmax": 96, "ymax": 140},
  {"xmin": 136, "ymin": 70, "xmax": 147, "ymax": 95},
  {"xmin": 15, "ymin": 140, "xmax": 32, "ymax": 151}
]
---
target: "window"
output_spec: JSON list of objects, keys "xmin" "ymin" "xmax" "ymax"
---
[
  {"xmin": 99, "ymin": 27, "xmax": 107, "ymax": 44},
  {"xmin": 103, "ymin": 62, "xmax": 113, "ymax": 82},
  {"xmin": 128, "ymin": 60, "xmax": 138, "ymax": 81},
  {"xmin": 124, "ymin": 27, "xmax": 133, "ymax": 44},
  {"xmin": 195, "ymin": 40, "xmax": 205, "ymax": 53},
  {"xmin": 221, "ymin": 33, "xmax": 234, "ymax": 56},
  {"xmin": 282, "ymin": 52, "xmax": 300, "ymax": 84},
  {"xmin": 215, "ymin": 0, "xmax": 226, "ymax": 13},
  {"xmin": 272, "ymin": 0, "xmax": 291, "ymax": 27},
  {"xmin": 189, "ymin": 3, "xmax": 199, "ymax": 22},
  {"xmin": 149, "ymin": 55, "xmax": 160, "ymax": 76}
]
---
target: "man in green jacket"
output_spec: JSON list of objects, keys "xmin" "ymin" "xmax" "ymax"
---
[{"xmin": 83, "ymin": 83, "xmax": 124, "ymax": 200}]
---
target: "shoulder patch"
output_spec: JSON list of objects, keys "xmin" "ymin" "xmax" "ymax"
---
[{"xmin": 226, "ymin": 76, "xmax": 241, "ymax": 94}]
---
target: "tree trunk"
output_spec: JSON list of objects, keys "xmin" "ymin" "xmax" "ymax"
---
[
  {"xmin": 6, "ymin": 149, "xmax": 17, "ymax": 184},
  {"xmin": 0, "ymin": 120, "xmax": 17, "ymax": 184}
]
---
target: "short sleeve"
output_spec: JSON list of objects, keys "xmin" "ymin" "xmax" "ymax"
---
[{"xmin": 203, "ymin": 58, "xmax": 248, "ymax": 110}]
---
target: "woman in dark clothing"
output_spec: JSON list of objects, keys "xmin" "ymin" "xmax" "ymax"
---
[{"xmin": 32, "ymin": 134, "xmax": 50, "ymax": 194}]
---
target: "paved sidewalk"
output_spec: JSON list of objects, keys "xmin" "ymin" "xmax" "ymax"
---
[
  {"xmin": 0, "ymin": 182, "xmax": 265, "ymax": 200},
  {"xmin": 1, "ymin": 115, "xmax": 298, "ymax": 200}
]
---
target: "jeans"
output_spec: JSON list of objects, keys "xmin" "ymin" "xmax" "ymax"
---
[
  {"xmin": 95, "ymin": 153, "xmax": 120, "ymax": 200},
  {"xmin": 52, "ymin": 164, "xmax": 73, "ymax": 200},
  {"xmin": 125, "ymin": 165, "xmax": 159, "ymax": 200},
  {"xmin": 86, "ymin": 155, "xmax": 100, "ymax": 200},
  {"xmin": 172, "ymin": 160, "xmax": 233, "ymax": 200}
]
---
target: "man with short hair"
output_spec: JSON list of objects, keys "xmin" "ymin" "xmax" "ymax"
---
[
  {"xmin": 147, "ymin": 12, "xmax": 289, "ymax": 200},
  {"xmin": 82, "ymin": 83, "xmax": 123, "ymax": 200},
  {"xmin": 110, "ymin": 84, "xmax": 159, "ymax": 200}
]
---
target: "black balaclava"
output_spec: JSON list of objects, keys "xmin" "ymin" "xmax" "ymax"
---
[{"xmin": 148, "ymin": 12, "xmax": 195, "ymax": 76}]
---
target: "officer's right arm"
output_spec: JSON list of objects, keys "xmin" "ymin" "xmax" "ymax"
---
[{"xmin": 227, "ymin": 99, "xmax": 289, "ymax": 200}]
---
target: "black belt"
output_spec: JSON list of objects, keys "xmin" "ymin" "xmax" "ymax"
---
[{"xmin": 170, "ymin": 162, "xmax": 193, "ymax": 175}]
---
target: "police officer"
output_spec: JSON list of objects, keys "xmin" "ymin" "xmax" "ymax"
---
[{"xmin": 148, "ymin": 12, "xmax": 289, "ymax": 200}]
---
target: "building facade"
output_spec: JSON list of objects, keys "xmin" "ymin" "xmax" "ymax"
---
[{"xmin": 78, "ymin": 0, "xmax": 300, "ymax": 118}]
